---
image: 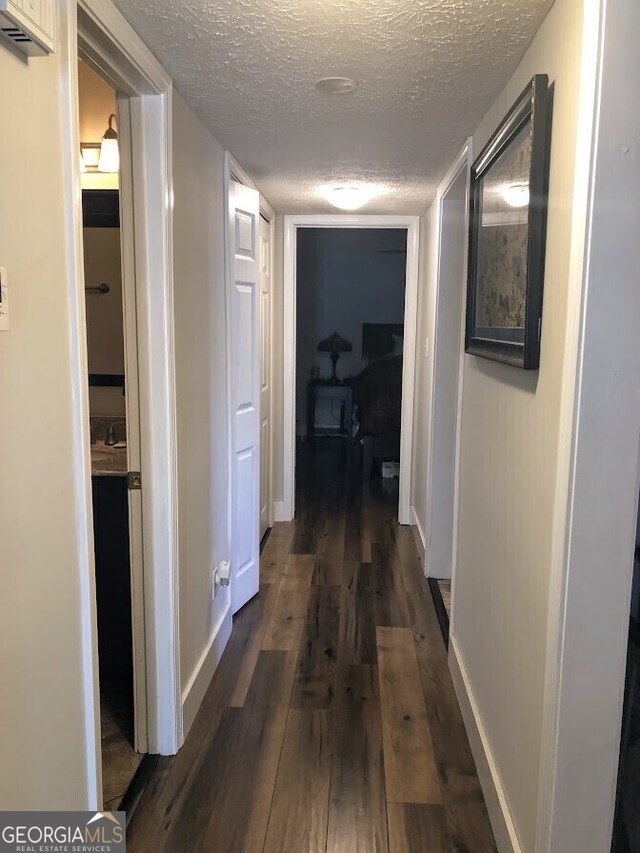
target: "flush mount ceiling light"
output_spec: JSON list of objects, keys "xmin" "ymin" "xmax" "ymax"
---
[
  {"xmin": 318, "ymin": 183, "xmax": 388, "ymax": 211},
  {"xmin": 500, "ymin": 181, "xmax": 530, "ymax": 208},
  {"xmin": 315, "ymin": 76, "xmax": 357, "ymax": 94}
]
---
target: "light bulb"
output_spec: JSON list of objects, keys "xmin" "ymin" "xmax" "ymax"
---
[{"xmin": 500, "ymin": 181, "xmax": 530, "ymax": 208}]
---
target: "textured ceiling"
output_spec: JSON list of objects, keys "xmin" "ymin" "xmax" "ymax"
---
[{"xmin": 113, "ymin": 0, "xmax": 554, "ymax": 213}]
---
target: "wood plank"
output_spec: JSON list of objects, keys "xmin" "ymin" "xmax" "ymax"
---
[
  {"xmin": 313, "ymin": 513, "xmax": 346, "ymax": 585},
  {"xmin": 291, "ymin": 584, "xmax": 341, "ymax": 709},
  {"xmin": 377, "ymin": 627, "xmax": 442, "ymax": 805},
  {"xmin": 262, "ymin": 554, "xmax": 314, "ymax": 650},
  {"xmin": 344, "ymin": 501, "xmax": 372, "ymax": 563},
  {"xmin": 156, "ymin": 650, "xmax": 295, "ymax": 853},
  {"xmin": 365, "ymin": 498, "xmax": 396, "ymax": 546},
  {"xmin": 260, "ymin": 522, "xmax": 295, "ymax": 585},
  {"xmin": 291, "ymin": 499, "xmax": 326, "ymax": 554},
  {"xmin": 338, "ymin": 561, "xmax": 377, "ymax": 665},
  {"xmin": 395, "ymin": 549, "xmax": 448, "ymax": 663},
  {"xmin": 418, "ymin": 658, "xmax": 498, "ymax": 851},
  {"xmin": 372, "ymin": 543, "xmax": 412, "ymax": 628},
  {"xmin": 326, "ymin": 665, "xmax": 389, "ymax": 853},
  {"xmin": 263, "ymin": 710, "xmax": 333, "ymax": 853},
  {"xmin": 127, "ymin": 591, "xmax": 271, "ymax": 852},
  {"xmin": 387, "ymin": 803, "xmax": 451, "ymax": 853},
  {"xmin": 230, "ymin": 581, "xmax": 280, "ymax": 707}
]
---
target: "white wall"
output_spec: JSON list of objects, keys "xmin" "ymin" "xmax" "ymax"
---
[
  {"xmin": 411, "ymin": 205, "xmax": 437, "ymax": 546},
  {"xmin": 451, "ymin": 0, "xmax": 584, "ymax": 849},
  {"xmin": 84, "ymin": 227, "xmax": 126, "ymax": 417},
  {"xmin": 295, "ymin": 228, "xmax": 407, "ymax": 433},
  {"xmin": 171, "ymin": 91, "xmax": 231, "ymax": 731},
  {"xmin": 0, "ymin": 47, "xmax": 94, "ymax": 808},
  {"xmin": 0, "ymin": 26, "xmax": 236, "ymax": 809}
]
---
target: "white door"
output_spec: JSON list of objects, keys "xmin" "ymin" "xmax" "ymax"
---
[
  {"xmin": 228, "ymin": 179, "xmax": 261, "ymax": 614},
  {"xmin": 259, "ymin": 215, "xmax": 272, "ymax": 540}
]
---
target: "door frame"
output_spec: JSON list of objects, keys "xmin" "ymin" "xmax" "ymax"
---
[
  {"xmin": 282, "ymin": 214, "xmax": 420, "ymax": 525},
  {"xmin": 61, "ymin": 0, "xmax": 182, "ymax": 805},
  {"xmin": 534, "ymin": 1, "xmax": 640, "ymax": 848},
  {"xmin": 224, "ymin": 152, "xmax": 276, "ymax": 554},
  {"xmin": 424, "ymin": 139, "xmax": 472, "ymax": 612},
  {"xmin": 259, "ymin": 213, "xmax": 275, "ymax": 534}
]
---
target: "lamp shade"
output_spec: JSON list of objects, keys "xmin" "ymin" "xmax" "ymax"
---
[
  {"xmin": 318, "ymin": 332, "xmax": 352, "ymax": 382},
  {"xmin": 98, "ymin": 114, "xmax": 119, "ymax": 174},
  {"xmin": 318, "ymin": 332, "xmax": 352, "ymax": 354}
]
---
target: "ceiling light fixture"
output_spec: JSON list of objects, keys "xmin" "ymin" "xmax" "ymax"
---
[
  {"xmin": 318, "ymin": 183, "xmax": 387, "ymax": 211},
  {"xmin": 500, "ymin": 181, "xmax": 530, "ymax": 208},
  {"xmin": 315, "ymin": 76, "xmax": 357, "ymax": 94}
]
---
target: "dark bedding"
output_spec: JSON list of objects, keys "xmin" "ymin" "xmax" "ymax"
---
[{"xmin": 349, "ymin": 355, "xmax": 403, "ymax": 437}]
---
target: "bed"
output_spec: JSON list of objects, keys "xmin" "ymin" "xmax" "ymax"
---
[{"xmin": 349, "ymin": 323, "xmax": 404, "ymax": 478}]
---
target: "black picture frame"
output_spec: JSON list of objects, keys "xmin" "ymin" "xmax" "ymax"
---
[{"xmin": 465, "ymin": 74, "xmax": 552, "ymax": 370}]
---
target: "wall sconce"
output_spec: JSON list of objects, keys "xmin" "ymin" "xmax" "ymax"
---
[{"xmin": 80, "ymin": 113, "xmax": 120, "ymax": 174}]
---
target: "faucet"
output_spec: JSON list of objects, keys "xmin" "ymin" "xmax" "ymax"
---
[{"xmin": 105, "ymin": 424, "xmax": 117, "ymax": 446}]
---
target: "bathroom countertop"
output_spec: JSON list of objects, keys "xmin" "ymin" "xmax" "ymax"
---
[{"xmin": 91, "ymin": 442, "xmax": 128, "ymax": 477}]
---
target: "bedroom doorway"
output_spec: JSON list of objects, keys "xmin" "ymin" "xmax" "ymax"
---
[{"xmin": 282, "ymin": 216, "xmax": 420, "ymax": 525}]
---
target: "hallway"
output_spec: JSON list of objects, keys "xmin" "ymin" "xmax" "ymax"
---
[{"xmin": 128, "ymin": 442, "xmax": 496, "ymax": 852}]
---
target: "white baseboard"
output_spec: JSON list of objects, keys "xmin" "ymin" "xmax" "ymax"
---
[
  {"xmin": 181, "ymin": 601, "xmax": 232, "ymax": 738},
  {"xmin": 273, "ymin": 501, "xmax": 286, "ymax": 522},
  {"xmin": 448, "ymin": 635, "xmax": 522, "ymax": 853},
  {"xmin": 411, "ymin": 505, "xmax": 426, "ymax": 565}
]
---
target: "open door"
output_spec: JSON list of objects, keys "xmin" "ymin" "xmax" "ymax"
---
[{"xmin": 228, "ymin": 179, "xmax": 261, "ymax": 614}]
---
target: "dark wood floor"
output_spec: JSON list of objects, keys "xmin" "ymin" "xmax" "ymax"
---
[{"xmin": 128, "ymin": 441, "xmax": 496, "ymax": 852}]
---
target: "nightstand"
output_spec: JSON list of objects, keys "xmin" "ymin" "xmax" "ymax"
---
[{"xmin": 307, "ymin": 381, "xmax": 353, "ymax": 440}]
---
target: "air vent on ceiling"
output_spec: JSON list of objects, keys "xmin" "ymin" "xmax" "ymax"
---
[{"xmin": 0, "ymin": 0, "xmax": 56, "ymax": 57}]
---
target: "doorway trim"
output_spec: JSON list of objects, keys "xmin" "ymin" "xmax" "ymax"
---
[
  {"xmin": 424, "ymin": 139, "xmax": 472, "ymax": 617},
  {"xmin": 61, "ymin": 0, "xmax": 182, "ymax": 805},
  {"xmin": 535, "ymin": 0, "xmax": 640, "ymax": 849},
  {"xmin": 282, "ymin": 214, "xmax": 420, "ymax": 525}
]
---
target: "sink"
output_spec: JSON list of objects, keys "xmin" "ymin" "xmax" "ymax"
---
[{"xmin": 91, "ymin": 441, "xmax": 128, "ymax": 477}]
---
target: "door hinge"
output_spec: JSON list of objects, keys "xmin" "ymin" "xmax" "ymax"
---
[{"xmin": 127, "ymin": 471, "xmax": 142, "ymax": 490}]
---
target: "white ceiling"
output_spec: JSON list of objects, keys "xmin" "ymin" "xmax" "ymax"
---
[{"xmin": 113, "ymin": 0, "xmax": 554, "ymax": 214}]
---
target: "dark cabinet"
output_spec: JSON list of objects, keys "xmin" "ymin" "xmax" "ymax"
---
[{"xmin": 91, "ymin": 476, "xmax": 133, "ymax": 692}]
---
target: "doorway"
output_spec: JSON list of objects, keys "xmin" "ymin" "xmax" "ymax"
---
[
  {"xmin": 424, "ymin": 141, "xmax": 472, "ymax": 636},
  {"xmin": 78, "ymin": 57, "xmax": 147, "ymax": 809},
  {"xmin": 62, "ymin": 1, "xmax": 182, "ymax": 807},
  {"xmin": 283, "ymin": 216, "xmax": 420, "ymax": 525}
]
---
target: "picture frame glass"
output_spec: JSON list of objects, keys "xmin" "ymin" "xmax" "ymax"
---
[{"xmin": 473, "ymin": 119, "xmax": 532, "ymax": 347}]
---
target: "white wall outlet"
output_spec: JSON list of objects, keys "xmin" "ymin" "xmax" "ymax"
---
[
  {"xmin": 0, "ymin": 268, "xmax": 8, "ymax": 331},
  {"xmin": 212, "ymin": 561, "xmax": 232, "ymax": 599},
  {"xmin": 218, "ymin": 561, "xmax": 231, "ymax": 588}
]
